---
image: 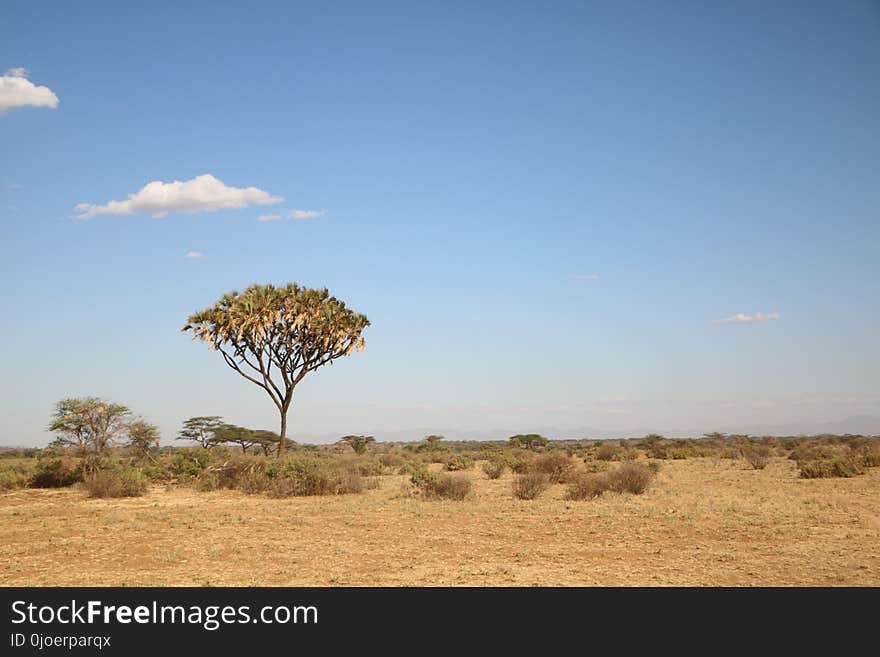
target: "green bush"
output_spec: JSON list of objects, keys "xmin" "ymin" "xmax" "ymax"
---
[
  {"xmin": 264, "ymin": 455, "xmax": 363, "ymax": 496},
  {"xmin": 30, "ymin": 457, "xmax": 83, "ymax": 488},
  {"xmin": 139, "ymin": 464, "xmax": 167, "ymax": 481},
  {"xmin": 84, "ymin": 468, "xmax": 148, "ymax": 498},
  {"xmin": 169, "ymin": 448, "xmax": 214, "ymax": 480},
  {"xmin": 512, "ymin": 472, "xmax": 550, "ymax": 500}
]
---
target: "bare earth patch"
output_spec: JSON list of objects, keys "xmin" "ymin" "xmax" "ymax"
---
[{"xmin": 1, "ymin": 458, "xmax": 878, "ymax": 586}]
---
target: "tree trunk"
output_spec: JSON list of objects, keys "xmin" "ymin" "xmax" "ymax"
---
[{"xmin": 278, "ymin": 408, "xmax": 288, "ymax": 457}]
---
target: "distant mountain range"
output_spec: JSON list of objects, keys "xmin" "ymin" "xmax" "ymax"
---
[{"xmin": 290, "ymin": 415, "xmax": 880, "ymax": 444}]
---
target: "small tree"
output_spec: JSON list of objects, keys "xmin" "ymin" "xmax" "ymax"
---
[
  {"xmin": 183, "ymin": 283, "xmax": 369, "ymax": 456},
  {"xmin": 210, "ymin": 424, "xmax": 259, "ymax": 453},
  {"xmin": 251, "ymin": 430, "xmax": 282, "ymax": 456},
  {"xmin": 177, "ymin": 416, "xmax": 225, "ymax": 448},
  {"xmin": 127, "ymin": 419, "xmax": 160, "ymax": 461},
  {"xmin": 509, "ymin": 434, "xmax": 548, "ymax": 451},
  {"xmin": 49, "ymin": 397, "xmax": 130, "ymax": 457},
  {"xmin": 340, "ymin": 435, "xmax": 375, "ymax": 454}
]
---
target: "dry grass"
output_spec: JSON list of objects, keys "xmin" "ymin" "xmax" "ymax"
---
[{"xmin": 1, "ymin": 457, "xmax": 879, "ymax": 586}]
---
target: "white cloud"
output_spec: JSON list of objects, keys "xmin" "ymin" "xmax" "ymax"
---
[
  {"xmin": 713, "ymin": 312, "xmax": 780, "ymax": 324},
  {"xmin": 256, "ymin": 213, "xmax": 283, "ymax": 222},
  {"xmin": 74, "ymin": 174, "xmax": 282, "ymax": 219},
  {"xmin": 0, "ymin": 68, "xmax": 59, "ymax": 114},
  {"xmin": 573, "ymin": 273, "xmax": 600, "ymax": 280},
  {"xmin": 185, "ymin": 251, "xmax": 205, "ymax": 259},
  {"xmin": 289, "ymin": 208, "xmax": 326, "ymax": 220}
]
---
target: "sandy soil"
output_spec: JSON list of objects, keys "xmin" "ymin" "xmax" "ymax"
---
[{"xmin": 1, "ymin": 457, "xmax": 878, "ymax": 586}]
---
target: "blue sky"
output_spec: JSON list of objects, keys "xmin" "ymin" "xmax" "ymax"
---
[{"xmin": 2, "ymin": 1, "xmax": 879, "ymax": 445}]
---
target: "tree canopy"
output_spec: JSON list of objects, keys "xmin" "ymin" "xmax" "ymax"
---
[
  {"xmin": 508, "ymin": 434, "xmax": 549, "ymax": 450},
  {"xmin": 339, "ymin": 435, "xmax": 375, "ymax": 454},
  {"xmin": 182, "ymin": 283, "xmax": 369, "ymax": 456},
  {"xmin": 49, "ymin": 397, "xmax": 130, "ymax": 455},
  {"xmin": 177, "ymin": 416, "xmax": 225, "ymax": 448}
]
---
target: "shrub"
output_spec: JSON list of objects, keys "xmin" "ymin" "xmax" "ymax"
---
[
  {"xmin": 604, "ymin": 462, "xmax": 654, "ymax": 495},
  {"xmin": 84, "ymin": 468, "xmax": 148, "ymax": 498},
  {"xmin": 378, "ymin": 453, "xmax": 406, "ymax": 469},
  {"xmin": 421, "ymin": 473, "xmax": 472, "ymax": 500},
  {"xmin": 139, "ymin": 464, "xmax": 167, "ymax": 482},
  {"xmin": 169, "ymin": 448, "xmax": 213, "ymax": 480},
  {"xmin": 265, "ymin": 455, "xmax": 364, "ymax": 496},
  {"xmin": 741, "ymin": 445, "xmax": 771, "ymax": 470},
  {"xmin": 0, "ymin": 463, "xmax": 33, "ymax": 490},
  {"xmin": 512, "ymin": 472, "xmax": 550, "ymax": 500},
  {"xmin": 862, "ymin": 450, "xmax": 880, "ymax": 468},
  {"xmin": 565, "ymin": 471, "xmax": 608, "ymax": 500},
  {"xmin": 798, "ymin": 457, "xmax": 865, "ymax": 479},
  {"xmin": 443, "ymin": 454, "xmax": 474, "ymax": 471},
  {"xmin": 408, "ymin": 464, "xmax": 434, "ymax": 490},
  {"xmin": 510, "ymin": 455, "xmax": 534, "ymax": 474},
  {"xmin": 533, "ymin": 452, "xmax": 573, "ymax": 483},
  {"xmin": 596, "ymin": 443, "xmax": 621, "ymax": 461},
  {"xmin": 350, "ymin": 457, "xmax": 385, "ymax": 477},
  {"xmin": 30, "ymin": 457, "xmax": 83, "ymax": 488},
  {"xmin": 482, "ymin": 460, "xmax": 506, "ymax": 479}
]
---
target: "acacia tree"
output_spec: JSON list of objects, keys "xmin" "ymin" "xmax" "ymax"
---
[
  {"xmin": 509, "ymin": 434, "xmax": 549, "ymax": 451},
  {"xmin": 127, "ymin": 419, "xmax": 160, "ymax": 461},
  {"xmin": 49, "ymin": 397, "xmax": 131, "ymax": 456},
  {"xmin": 210, "ymin": 424, "xmax": 258, "ymax": 453},
  {"xmin": 182, "ymin": 284, "xmax": 369, "ymax": 456},
  {"xmin": 177, "ymin": 416, "xmax": 225, "ymax": 448},
  {"xmin": 340, "ymin": 435, "xmax": 375, "ymax": 454}
]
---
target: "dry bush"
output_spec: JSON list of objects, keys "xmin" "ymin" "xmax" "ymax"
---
[
  {"xmin": 798, "ymin": 457, "xmax": 865, "ymax": 479},
  {"xmin": 443, "ymin": 454, "xmax": 474, "ymax": 471},
  {"xmin": 84, "ymin": 469, "xmax": 148, "ymax": 498},
  {"xmin": 378, "ymin": 453, "xmax": 406, "ymax": 470},
  {"xmin": 565, "ymin": 471, "xmax": 608, "ymax": 500},
  {"xmin": 596, "ymin": 442, "xmax": 621, "ymax": 461},
  {"xmin": 533, "ymin": 452, "xmax": 573, "ymax": 483},
  {"xmin": 512, "ymin": 472, "xmax": 550, "ymax": 500},
  {"xmin": 482, "ymin": 460, "xmax": 506, "ymax": 479},
  {"xmin": 0, "ymin": 461, "xmax": 35, "ymax": 490},
  {"xmin": 604, "ymin": 462, "xmax": 654, "ymax": 495},
  {"xmin": 199, "ymin": 456, "xmax": 266, "ymax": 490},
  {"xmin": 741, "ymin": 445, "xmax": 771, "ymax": 470},
  {"xmin": 421, "ymin": 473, "xmax": 472, "ymax": 500},
  {"xmin": 510, "ymin": 454, "xmax": 534, "ymax": 474}
]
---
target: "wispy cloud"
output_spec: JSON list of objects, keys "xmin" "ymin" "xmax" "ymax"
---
[
  {"xmin": 0, "ymin": 68, "xmax": 59, "ymax": 115},
  {"xmin": 713, "ymin": 312, "xmax": 780, "ymax": 324},
  {"xmin": 184, "ymin": 251, "xmax": 205, "ymax": 259},
  {"xmin": 573, "ymin": 273, "xmax": 600, "ymax": 280},
  {"xmin": 74, "ymin": 174, "xmax": 282, "ymax": 219},
  {"xmin": 289, "ymin": 208, "xmax": 326, "ymax": 220},
  {"xmin": 256, "ymin": 213, "xmax": 283, "ymax": 222}
]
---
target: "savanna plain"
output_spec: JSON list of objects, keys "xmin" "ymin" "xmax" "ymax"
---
[{"xmin": 2, "ymin": 436, "xmax": 879, "ymax": 587}]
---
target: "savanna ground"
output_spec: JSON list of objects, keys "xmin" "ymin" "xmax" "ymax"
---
[{"xmin": 2, "ymin": 455, "xmax": 879, "ymax": 586}]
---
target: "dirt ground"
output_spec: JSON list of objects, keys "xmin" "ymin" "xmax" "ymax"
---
[{"xmin": 1, "ymin": 457, "xmax": 878, "ymax": 586}]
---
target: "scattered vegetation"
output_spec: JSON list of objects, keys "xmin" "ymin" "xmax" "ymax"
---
[
  {"xmin": 512, "ymin": 472, "xmax": 550, "ymax": 500},
  {"xmin": 84, "ymin": 468, "xmax": 148, "ymax": 498}
]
